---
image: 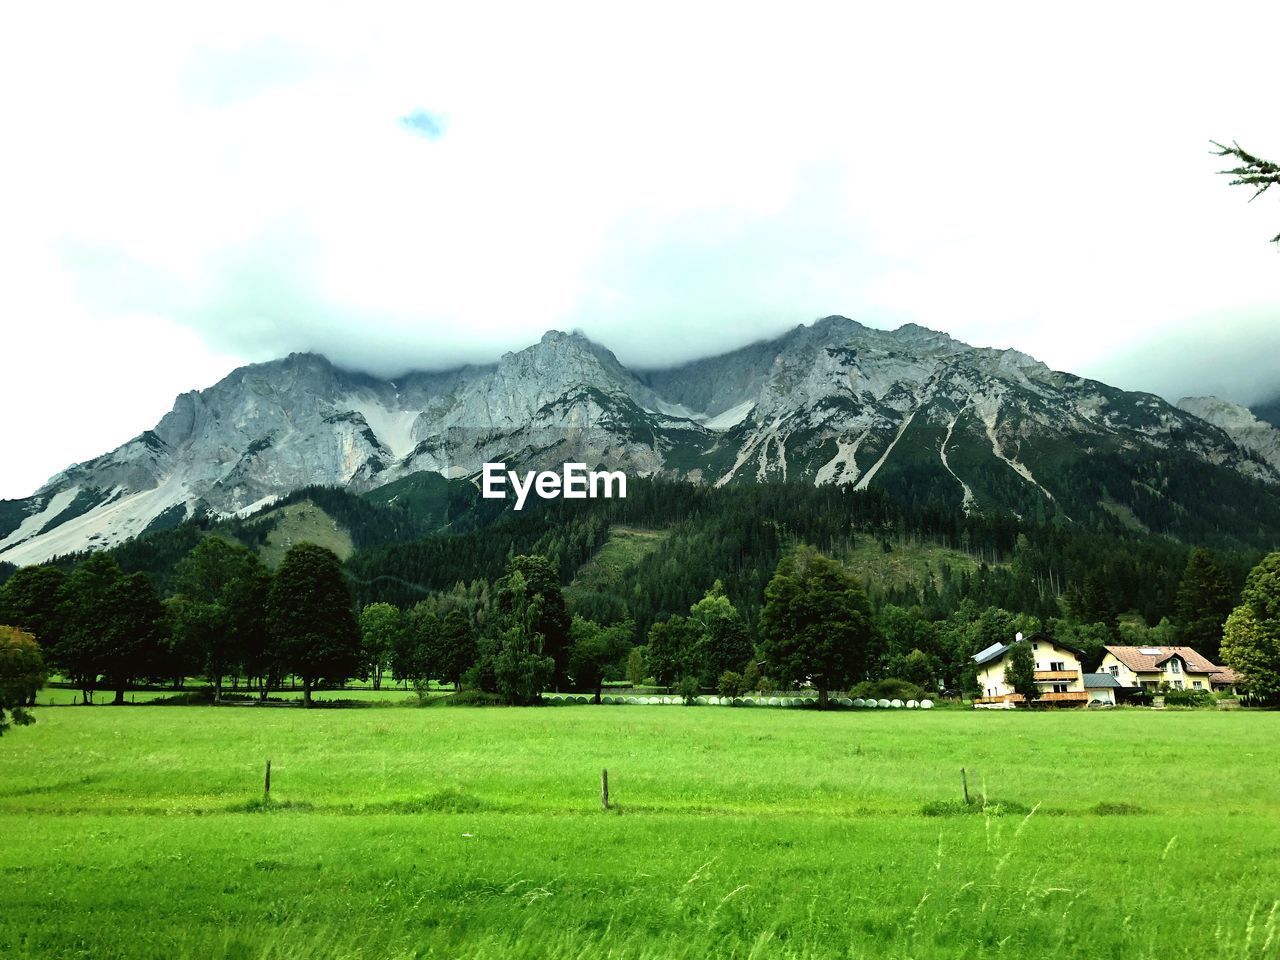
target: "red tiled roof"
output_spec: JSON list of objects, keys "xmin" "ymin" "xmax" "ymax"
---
[
  {"xmin": 1210, "ymin": 666, "xmax": 1238, "ymax": 684},
  {"xmin": 1103, "ymin": 646, "xmax": 1220, "ymax": 675}
]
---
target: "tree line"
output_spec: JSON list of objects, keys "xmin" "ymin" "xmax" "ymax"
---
[{"xmin": 6, "ymin": 525, "xmax": 1277, "ymax": 725}]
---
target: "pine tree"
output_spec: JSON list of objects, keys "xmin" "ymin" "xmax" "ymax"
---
[
  {"xmin": 1173, "ymin": 548, "xmax": 1234, "ymax": 661},
  {"xmin": 1212, "ymin": 140, "xmax": 1280, "ymax": 244}
]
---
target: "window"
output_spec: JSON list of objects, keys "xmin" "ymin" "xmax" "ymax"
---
[
  {"xmin": 1169, "ymin": 659, "xmax": 1181, "ymax": 674},
  {"xmin": 1108, "ymin": 664, "xmax": 1119, "ymax": 676},
  {"xmin": 1193, "ymin": 681, "xmax": 1203, "ymax": 689},
  {"xmin": 1049, "ymin": 661, "xmax": 1066, "ymax": 671},
  {"xmin": 1173, "ymin": 680, "xmax": 1184, "ymax": 690},
  {"xmin": 1052, "ymin": 683, "xmax": 1069, "ymax": 693}
]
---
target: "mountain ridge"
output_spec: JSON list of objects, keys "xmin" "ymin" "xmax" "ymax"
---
[{"xmin": 4, "ymin": 317, "xmax": 1280, "ymax": 565}]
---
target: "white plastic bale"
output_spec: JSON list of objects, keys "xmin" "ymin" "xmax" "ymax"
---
[{"xmin": 921, "ymin": 699, "xmax": 934, "ymax": 709}]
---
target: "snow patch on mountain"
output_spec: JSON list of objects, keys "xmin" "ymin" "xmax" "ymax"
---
[{"xmin": 703, "ymin": 400, "xmax": 756, "ymax": 431}]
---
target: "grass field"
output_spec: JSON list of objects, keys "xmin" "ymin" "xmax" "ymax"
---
[{"xmin": 2, "ymin": 705, "xmax": 1278, "ymax": 959}]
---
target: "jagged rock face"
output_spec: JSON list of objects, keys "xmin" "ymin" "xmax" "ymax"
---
[
  {"xmin": 1178, "ymin": 396, "xmax": 1280, "ymax": 474},
  {"xmin": 2, "ymin": 318, "xmax": 1276, "ymax": 564}
]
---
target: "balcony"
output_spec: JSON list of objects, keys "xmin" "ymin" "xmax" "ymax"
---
[
  {"xmin": 1034, "ymin": 670, "xmax": 1078, "ymax": 682},
  {"xmin": 973, "ymin": 691, "xmax": 1088, "ymax": 707},
  {"xmin": 1035, "ymin": 691, "xmax": 1088, "ymax": 704}
]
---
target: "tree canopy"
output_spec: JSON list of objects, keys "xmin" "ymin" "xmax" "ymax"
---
[
  {"xmin": 0, "ymin": 626, "xmax": 45, "ymax": 735},
  {"xmin": 267, "ymin": 543, "xmax": 361, "ymax": 706},
  {"xmin": 758, "ymin": 547, "xmax": 874, "ymax": 703},
  {"xmin": 1221, "ymin": 552, "xmax": 1280, "ymax": 698}
]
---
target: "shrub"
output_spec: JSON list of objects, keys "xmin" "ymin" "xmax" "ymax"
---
[
  {"xmin": 852, "ymin": 678, "xmax": 926, "ymax": 702},
  {"xmin": 717, "ymin": 671, "xmax": 746, "ymax": 700},
  {"xmin": 438, "ymin": 689, "xmax": 508, "ymax": 707},
  {"xmin": 678, "ymin": 675, "xmax": 701, "ymax": 705},
  {"xmin": 1162, "ymin": 687, "xmax": 1214, "ymax": 708}
]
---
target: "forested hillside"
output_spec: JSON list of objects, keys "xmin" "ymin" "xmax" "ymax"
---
[{"xmin": 59, "ymin": 474, "xmax": 1260, "ymax": 646}]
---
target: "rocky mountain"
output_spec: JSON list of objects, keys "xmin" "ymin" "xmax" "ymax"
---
[
  {"xmin": 1177, "ymin": 396, "xmax": 1280, "ymax": 474},
  {"xmin": 4, "ymin": 317, "xmax": 1280, "ymax": 565},
  {"xmin": 1251, "ymin": 393, "xmax": 1280, "ymax": 429}
]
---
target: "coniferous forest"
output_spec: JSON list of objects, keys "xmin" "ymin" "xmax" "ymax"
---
[{"xmin": 3, "ymin": 474, "xmax": 1276, "ymax": 712}]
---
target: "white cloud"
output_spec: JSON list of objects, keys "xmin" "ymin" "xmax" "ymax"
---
[{"xmin": 1, "ymin": 0, "xmax": 1278, "ymax": 499}]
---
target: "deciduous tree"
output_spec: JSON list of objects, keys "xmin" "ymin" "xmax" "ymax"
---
[
  {"xmin": 759, "ymin": 546, "xmax": 874, "ymax": 704},
  {"xmin": 567, "ymin": 617, "xmax": 632, "ymax": 703},
  {"xmin": 267, "ymin": 543, "xmax": 361, "ymax": 707},
  {"xmin": 1221, "ymin": 552, "xmax": 1280, "ymax": 697},
  {"xmin": 1004, "ymin": 638, "xmax": 1039, "ymax": 706},
  {"xmin": 0, "ymin": 625, "xmax": 45, "ymax": 733},
  {"xmin": 169, "ymin": 537, "xmax": 271, "ymax": 698},
  {"xmin": 497, "ymin": 555, "xmax": 571, "ymax": 687},
  {"xmin": 0, "ymin": 565, "xmax": 67, "ymax": 655},
  {"xmin": 358, "ymin": 602, "xmax": 402, "ymax": 690},
  {"xmin": 55, "ymin": 553, "xmax": 126, "ymax": 704},
  {"xmin": 101, "ymin": 573, "xmax": 168, "ymax": 705}
]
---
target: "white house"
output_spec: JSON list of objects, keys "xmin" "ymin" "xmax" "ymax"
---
[{"xmin": 973, "ymin": 632, "xmax": 1089, "ymax": 707}]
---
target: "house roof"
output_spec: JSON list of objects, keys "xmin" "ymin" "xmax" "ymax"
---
[
  {"xmin": 1103, "ymin": 645, "xmax": 1220, "ymax": 675},
  {"xmin": 973, "ymin": 632, "xmax": 1084, "ymax": 666},
  {"xmin": 1083, "ymin": 673, "xmax": 1123, "ymax": 689},
  {"xmin": 1210, "ymin": 666, "xmax": 1238, "ymax": 684}
]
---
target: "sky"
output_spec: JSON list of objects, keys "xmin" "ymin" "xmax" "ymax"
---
[{"xmin": 1, "ymin": 1, "xmax": 1278, "ymax": 499}]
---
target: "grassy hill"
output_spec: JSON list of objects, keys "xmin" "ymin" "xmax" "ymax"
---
[
  {"xmin": 245, "ymin": 501, "xmax": 356, "ymax": 568},
  {"xmin": 566, "ymin": 526, "xmax": 671, "ymax": 599},
  {"xmin": 840, "ymin": 538, "xmax": 986, "ymax": 596}
]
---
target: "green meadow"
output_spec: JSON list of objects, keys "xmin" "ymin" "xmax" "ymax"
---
[{"xmin": 2, "ymin": 705, "xmax": 1278, "ymax": 960}]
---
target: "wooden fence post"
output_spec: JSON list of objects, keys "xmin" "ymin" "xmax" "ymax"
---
[
  {"xmin": 264, "ymin": 759, "xmax": 272, "ymax": 799},
  {"xmin": 601, "ymin": 768, "xmax": 609, "ymax": 811},
  {"xmin": 961, "ymin": 767, "xmax": 970, "ymax": 805}
]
